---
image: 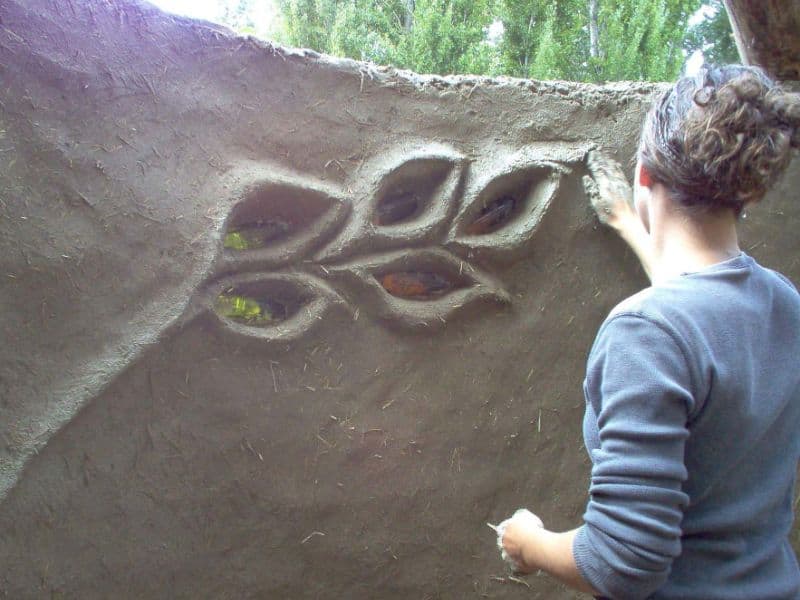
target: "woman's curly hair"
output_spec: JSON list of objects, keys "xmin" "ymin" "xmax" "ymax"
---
[{"xmin": 639, "ymin": 64, "xmax": 800, "ymax": 215}]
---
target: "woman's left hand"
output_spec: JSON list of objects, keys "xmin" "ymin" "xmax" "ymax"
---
[{"xmin": 493, "ymin": 508, "xmax": 544, "ymax": 573}]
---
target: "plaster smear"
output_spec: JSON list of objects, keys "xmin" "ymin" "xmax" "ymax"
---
[{"xmin": 0, "ymin": 1, "xmax": 798, "ymax": 598}]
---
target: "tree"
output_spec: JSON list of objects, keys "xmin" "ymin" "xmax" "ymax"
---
[
  {"xmin": 240, "ymin": 0, "xmax": 706, "ymax": 82},
  {"xmin": 273, "ymin": 0, "xmax": 342, "ymax": 51},
  {"xmin": 590, "ymin": 0, "xmax": 701, "ymax": 81},
  {"xmin": 328, "ymin": 0, "xmax": 407, "ymax": 64},
  {"xmin": 273, "ymin": 0, "xmax": 495, "ymax": 76},
  {"xmin": 389, "ymin": 0, "xmax": 496, "ymax": 74},
  {"xmin": 497, "ymin": 0, "xmax": 584, "ymax": 79},
  {"xmin": 496, "ymin": 0, "xmax": 700, "ymax": 82},
  {"xmin": 684, "ymin": 0, "xmax": 740, "ymax": 66},
  {"xmin": 588, "ymin": 0, "xmax": 599, "ymax": 59}
]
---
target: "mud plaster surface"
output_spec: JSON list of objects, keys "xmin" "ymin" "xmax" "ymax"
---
[{"xmin": 0, "ymin": 1, "xmax": 798, "ymax": 598}]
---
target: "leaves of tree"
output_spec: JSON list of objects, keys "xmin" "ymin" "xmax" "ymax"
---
[{"xmin": 220, "ymin": 1, "xmax": 734, "ymax": 82}]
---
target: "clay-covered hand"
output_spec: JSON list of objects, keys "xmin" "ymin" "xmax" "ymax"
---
[
  {"xmin": 492, "ymin": 508, "xmax": 544, "ymax": 573},
  {"xmin": 583, "ymin": 150, "xmax": 636, "ymax": 228}
]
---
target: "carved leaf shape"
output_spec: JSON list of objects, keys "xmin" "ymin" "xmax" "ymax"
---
[
  {"xmin": 448, "ymin": 152, "xmax": 568, "ymax": 262},
  {"xmin": 325, "ymin": 248, "xmax": 509, "ymax": 329},
  {"xmin": 370, "ymin": 154, "xmax": 458, "ymax": 228},
  {"xmin": 216, "ymin": 167, "xmax": 350, "ymax": 276},
  {"xmin": 205, "ymin": 273, "xmax": 346, "ymax": 342},
  {"xmin": 314, "ymin": 145, "xmax": 464, "ymax": 262}
]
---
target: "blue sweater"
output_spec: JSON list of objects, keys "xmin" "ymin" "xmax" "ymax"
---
[{"xmin": 573, "ymin": 253, "xmax": 800, "ymax": 600}]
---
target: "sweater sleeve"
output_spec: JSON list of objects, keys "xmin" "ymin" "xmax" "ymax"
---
[{"xmin": 573, "ymin": 314, "xmax": 694, "ymax": 600}]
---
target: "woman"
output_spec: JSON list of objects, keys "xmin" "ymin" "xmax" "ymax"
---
[{"xmin": 495, "ymin": 65, "xmax": 800, "ymax": 599}]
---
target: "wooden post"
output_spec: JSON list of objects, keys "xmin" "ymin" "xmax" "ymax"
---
[{"xmin": 723, "ymin": 0, "xmax": 800, "ymax": 80}]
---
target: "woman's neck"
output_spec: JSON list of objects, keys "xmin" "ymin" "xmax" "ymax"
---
[{"xmin": 649, "ymin": 193, "xmax": 741, "ymax": 283}]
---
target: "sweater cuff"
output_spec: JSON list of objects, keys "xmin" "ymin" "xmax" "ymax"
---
[
  {"xmin": 573, "ymin": 525, "xmax": 626, "ymax": 600},
  {"xmin": 573, "ymin": 524, "xmax": 664, "ymax": 600},
  {"xmin": 573, "ymin": 525, "xmax": 604, "ymax": 594}
]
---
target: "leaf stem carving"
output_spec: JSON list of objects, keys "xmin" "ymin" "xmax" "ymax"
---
[{"xmin": 201, "ymin": 144, "xmax": 575, "ymax": 338}]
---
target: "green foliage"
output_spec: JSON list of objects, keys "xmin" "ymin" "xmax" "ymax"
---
[
  {"xmin": 219, "ymin": 0, "xmax": 735, "ymax": 82},
  {"xmin": 496, "ymin": 0, "xmax": 585, "ymax": 79},
  {"xmin": 273, "ymin": 0, "xmax": 495, "ymax": 75},
  {"xmin": 528, "ymin": 6, "xmax": 563, "ymax": 79},
  {"xmin": 274, "ymin": 0, "xmax": 341, "ymax": 50},
  {"xmin": 495, "ymin": 0, "xmax": 702, "ymax": 81},
  {"xmin": 328, "ymin": 1, "xmax": 403, "ymax": 64},
  {"xmin": 597, "ymin": 0, "xmax": 701, "ymax": 81},
  {"xmin": 685, "ymin": 0, "xmax": 740, "ymax": 66},
  {"xmin": 389, "ymin": 0, "xmax": 496, "ymax": 74}
]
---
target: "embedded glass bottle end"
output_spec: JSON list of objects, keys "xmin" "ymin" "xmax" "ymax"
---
[
  {"xmin": 373, "ymin": 188, "xmax": 421, "ymax": 226},
  {"xmin": 223, "ymin": 217, "xmax": 292, "ymax": 250},
  {"xmin": 466, "ymin": 195, "xmax": 518, "ymax": 235},
  {"xmin": 214, "ymin": 292, "xmax": 289, "ymax": 325},
  {"xmin": 379, "ymin": 271, "xmax": 454, "ymax": 300}
]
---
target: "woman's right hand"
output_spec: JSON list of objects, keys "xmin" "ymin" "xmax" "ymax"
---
[{"xmin": 583, "ymin": 150, "xmax": 637, "ymax": 229}]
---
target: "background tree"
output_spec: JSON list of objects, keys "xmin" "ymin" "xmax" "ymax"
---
[
  {"xmin": 586, "ymin": 0, "xmax": 702, "ymax": 81},
  {"xmin": 388, "ymin": 0, "xmax": 496, "ymax": 74},
  {"xmin": 222, "ymin": 0, "xmax": 733, "ymax": 82},
  {"xmin": 274, "ymin": 0, "xmax": 342, "ymax": 51},
  {"xmin": 328, "ymin": 0, "xmax": 407, "ymax": 64},
  {"xmin": 496, "ymin": 0, "xmax": 585, "ymax": 79},
  {"xmin": 684, "ymin": 0, "xmax": 739, "ymax": 66},
  {"xmin": 274, "ymin": 0, "xmax": 495, "ymax": 75},
  {"xmin": 496, "ymin": 0, "xmax": 702, "ymax": 81}
]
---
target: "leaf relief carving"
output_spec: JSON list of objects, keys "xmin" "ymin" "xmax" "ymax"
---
[
  {"xmin": 216, "ymin": 168, "xmax": 350, "ymax": 275},
  {"xmin": 315, "ymin": 145, "xmax": 464, "ymax": 262},
  {"xmin": 325, "ymin": 248, "xmax": 509, "ymax": 329},
  {"xmin": 448, "ymin": 152, "xmax": 568, "ymax": 261},
  {"xmin": 206, "ymin": 273, "xmax": 346, "ymax": 342}
]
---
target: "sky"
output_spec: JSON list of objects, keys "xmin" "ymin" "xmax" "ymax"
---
[
  {"xmin": 150, "ymin": 0, "xmax": 244, "ymax": 22},
  {"xmin": 150, "ymin": 0, "xmax": 276, "ymax": 29}
]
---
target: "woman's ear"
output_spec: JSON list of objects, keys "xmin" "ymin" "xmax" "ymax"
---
[
  {"xmin": 638, "ymin": 163, "xmax": 653, "ymax": 188},
  {"xmin": 633, "ymin": 161, "xmax": 652, "ymax": 234}
]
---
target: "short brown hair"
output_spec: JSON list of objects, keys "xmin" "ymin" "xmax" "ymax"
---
[{"xmin": 638, "ymin": 65, "xmax": 800, "ymax": 215}]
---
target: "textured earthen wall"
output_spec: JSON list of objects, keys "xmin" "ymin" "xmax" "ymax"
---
[{"xmin": 0, "ymin": 1, "xmax": 798, "ymax": 598}]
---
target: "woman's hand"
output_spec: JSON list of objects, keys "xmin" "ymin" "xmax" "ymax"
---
[
  {"xmin": 491, "ymin": 512, "xmax": 601, "ymax": 596},
  {"xmin": 492, "ymin": 508, "xmax": 545, "ymax": 573},
  {"xmin": 584, "ymin": 149, "xmax": 656, "ymax": 282},
  {"xmin": 583, "ymin": 150, "xmax": 637, "ymax": 229}
]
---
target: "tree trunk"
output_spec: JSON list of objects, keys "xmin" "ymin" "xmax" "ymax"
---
[
  {"xmin": 723, "ymin": 0, "xmax": 800, "ymax": 80},
  {"xmin": 588, "ymin": 0, "xmax": 599, "ymax": 59},
  {"xmin": 403, "ymin": 0, "xmax": 415, "ymax": 31},
  {"xmin": 522, "ymin": 12, "xmax": 535, "ymax": 78}
]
